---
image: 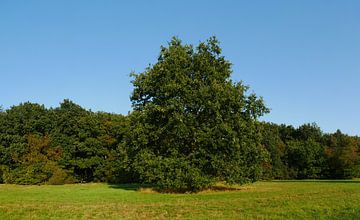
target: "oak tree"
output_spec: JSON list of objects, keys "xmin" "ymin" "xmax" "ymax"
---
[{"xmin": 124, "ymin": 37, "xmax": 269, "ymax": 191}]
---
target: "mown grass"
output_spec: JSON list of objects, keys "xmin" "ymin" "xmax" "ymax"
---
[{"xmin": 0, "ymin": 180, "xmax": 360, "ymax": 219}]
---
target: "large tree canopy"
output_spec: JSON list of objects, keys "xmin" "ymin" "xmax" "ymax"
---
[{"xmin": 124, "ymin": 37, "xmax": 269, "ymax": 191}]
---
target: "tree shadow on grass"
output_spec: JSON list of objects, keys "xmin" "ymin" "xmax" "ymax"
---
[
  {"xmin": 205, "ymin": 185, "xmax": 242, "ymax": 192},
  {"xmin": 107, "ymin": 183, "xmax": 243, "ymax": 194},
  {"xmin": 107, "ymin": 183, "xmax": 183, "ymax": 193},
  {"xmin": 107, "ymin": 183, "xmax": 154, "ymax": 191}
]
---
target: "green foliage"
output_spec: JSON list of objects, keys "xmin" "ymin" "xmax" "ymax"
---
[
  {"xmin": 126, "ymin": 37, "xmax": 269, "ymax": 191},
  {"xmin": 132, "ymin": 149, "xmax": 213, "ymax": 192},
  {"xmin": 260, "ymin": 122, "xmax": 360, "ymax": 180},
  {"xmin": 0, "ymin": 37, "xmax": 359, "ymax": 187},
  {"xmin": 285, "ymin": 139, "xmax": 325, "ymax": 178},
  {"xmin": 1, "ymin": 134, "xmax": 68, "ymax": 184},
  {"xmin": 0, "ymin": 100, "xmax": 127, "ymax": 185},
  {"xmin": 49, "ymin": 100, "xmax": 128, "ymax": 183},
  {"xmin": 260, "ymin": 123, "xmax": 287, "ymax": 179},
  {"xmin": 284, "ymin": 124, "xmax": 325, "ymax": 179},
  {"xmin": 2, "ymin": 102, "xmax": 51, "ymax": 136},
  {"xmin": 323, "ymin": 130, "xmax": 360, "ymax": 178}
]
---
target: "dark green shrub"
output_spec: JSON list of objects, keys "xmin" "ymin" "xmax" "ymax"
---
[{"xmin": 133, "ymin": 150, "xmax": 213, "ymax": 192}]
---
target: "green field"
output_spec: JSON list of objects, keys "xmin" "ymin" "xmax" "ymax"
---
[{"xmin": 0, "ymin": 181, "xmax": 360, "ymax": 219}]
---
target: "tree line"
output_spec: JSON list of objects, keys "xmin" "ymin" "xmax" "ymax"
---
[{"xmin": 1, "ymin": 37, "xmax": 359, "ymax": 191}]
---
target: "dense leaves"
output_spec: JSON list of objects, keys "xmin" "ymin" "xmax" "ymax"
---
[
  {"xmin": 0, "ymin": 101, "xmax": 127, "ymax": 184},
  {"xmin": 125, "ymin": 37, "xmax": 269, "ymax": 191},
  {"xmin": 260, "ymin": 123, "xmax": 360, "ymax": 180}
]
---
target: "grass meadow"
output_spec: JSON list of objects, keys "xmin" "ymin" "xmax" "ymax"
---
[{"xmin": 0, "ymin": 180, "xmax": 359, "ymax": 219}]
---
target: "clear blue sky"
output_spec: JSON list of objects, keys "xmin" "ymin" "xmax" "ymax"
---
[{"xmin": 0, "ymin": 0, "xmax": 359, "ymax": 135}]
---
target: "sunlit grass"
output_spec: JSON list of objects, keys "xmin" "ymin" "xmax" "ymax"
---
[{"xmin": 0, "ymin": 180, "xmax": 360, "ymax": 219}]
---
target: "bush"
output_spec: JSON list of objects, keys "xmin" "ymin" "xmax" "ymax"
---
[{"xmin": 46, "ymin": 163, "xmax": 77, "ymax": 185}]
